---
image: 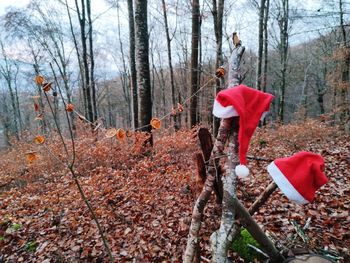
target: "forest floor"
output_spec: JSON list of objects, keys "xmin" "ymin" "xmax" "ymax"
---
[{"xmin": 0, "ymin": 120, "xmax": 349, "ymax": 262}]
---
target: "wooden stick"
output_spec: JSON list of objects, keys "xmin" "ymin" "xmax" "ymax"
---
[
  {"xmin": 183, "ymin": 118, "xmax": 234, "ymax": 263},
  {"xmin": 197, "ymin": 127, "xmax": 223, "ymax": 203},
  {"xmin": 249, "ymin": 182, "xmax": 277, "ymax": 215},
  {"xmin": 233, "ymin": 198, "xmax": 285, "ymax": 262},
  {"xmin": 210, "ymin": 117, "xmax": 240, "ymax": 262}
]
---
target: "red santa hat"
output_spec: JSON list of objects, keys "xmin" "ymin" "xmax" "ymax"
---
[
  {"xmin": 212, "ymin": 84, "xmax": 274, "ymax": 178},
  {"xmin": 267, "ymin": 151, "xmax": 328, "ymax": 204}
]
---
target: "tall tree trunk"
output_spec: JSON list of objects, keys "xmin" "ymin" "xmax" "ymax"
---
[
  {"xmin": 212, "ymin": 0, "xmax": 225, "ymax": 136},
  {"xmin": 66, "ymin": 0, "xmax": 87, "ymax": 117},
  {"xmin": 0, "ymin": 42, "xmax": 19, "ymax": 140},
  {"xmin": 262, "ymin": 0, "xmax": 270, "ymax": 93},
  {"xmin": 278, "ymin": 0, "xmax": 289, "ymax": 123},
  {"xmin": 127, "ymin": 0, "xmax": 138, "ymax": 129},
  {"xmin": 339, "ymin": 0, "xmax": 349, "ymax": 130},
  {"xmin": 135, "ymin": 0, "xmax": 152, "ymax": 134},
  {"xmin": 190, "ymin": 0, "xmax": 200, "ymax": 127},
  {"xmin": 86, "ymin": 0, "xmax": 97, "ymax": 121},
  {"xmin": 162, "ymin": 0, "xmax": 179, "ymax": 130},
  {"xmin": 75, "ymin": 0, "xmax": 94, "ymax": 122},
  {"xmin": 1, "ymin": 97, "xmax": 11, "ymax": 146},
  {"xmin": 256, "ymin": 0, "xmax": 266, "ymax": 91},
  {"xmin": 117, "ymin": 2, "xmax": 132, "ymax": 126}
]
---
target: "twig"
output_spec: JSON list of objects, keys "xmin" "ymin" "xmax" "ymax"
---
[
  {"xmin": 247, "ymin": 244, "xmax": 269, "ymax": 258},
  {"xmin": 41, "ymin": 80, "xmax": 114, "ymax": 262}
]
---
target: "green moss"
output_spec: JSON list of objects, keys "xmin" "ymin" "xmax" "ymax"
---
[
  {"xmin": 11, "ymin": 223, "xmax": 22, "ymax": 231},
  {"xmin": 24, "ymin": 241, "xmax": 38, "ymax": 252},
  {"xmin": 0, "ymin": 236, "xmax": 4, "ymax": 241},
  {"xmin": 231, "ymin": 228, "xmax": 263, "ymax": 262},
  {"xmin": 259, "ymin": 139, "xmax": 267, "ymax": 147}
]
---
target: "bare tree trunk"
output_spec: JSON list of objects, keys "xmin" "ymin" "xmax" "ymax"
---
[
  {"xmin": 300, "ymin": 60, "xmax": 312, "ymax": 120},
  {"xmin": 339, "ymin": 0, "xmax": 349, "ymax": 130},
  {"xmin": 127, "ymin": 0, "xmax": 138, "ymax": 129},
  {"xmin": 0, "ymin": 42, "xmax": 19, "ymax": 140},
  {"xmin": 135, "ymin": 0, "xmax": 152, "ymax": 135},
  {"xmin": 184, "ymin": 118, "xmax": 234, "ymax": 263},
  {"xmin": 1, "ymin": 96, "xmax": 11, "ymax": 146},
  {"xmin": 86, "ymin": 0, "xmax": 98, "ymax": 121},
  {"xmin": 278, "ymin": 0, "xmax": 289, "ymax": 123},
  {"xmin": 75, "ymin": 0, "xmax": 94, "ymax": 122},
  {"xmin": 256, "ymin": 0, "xmax": 266, "ymax": 91},
  {"xmin": 262, "ymin": 0, "xmax": 270, "ymax": 93},
  {"xmin": 210, "ymin": 37, "xmax": 245, "ymax": 262},
  {"xmin": 13, "ymin": 66, "xmax": 23, "ymax": 133},
  {"xmin": 162, "ymin": 0, "xmax": 179, "ymax": 130},
  {"xmin": 117, "ymin": 2, "xmax": 132, "ymax": 126},
  {"xmin": 212, "ymin": 0, "xmax": 225, "ymax": 136},
  {"xmin": 210, "ymin": 118, "xmax": 239, "ymax": 263},
  {"xmin": 190, "ymin": 0, "xmax": 200, "ymax": 127},
  {"xmin": 65, "ymin": 0, "xmax": 87, "ymax": 117}
]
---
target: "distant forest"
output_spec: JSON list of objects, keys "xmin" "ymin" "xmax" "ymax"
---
[{"xmin": 0, "ymin": 0, "xmax": 349, "ymax": 148}]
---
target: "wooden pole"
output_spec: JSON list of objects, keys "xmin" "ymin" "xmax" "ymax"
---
[
  {"xmin": 233, "ymin": 198, "xmax": 285, "ymax": 262},
  {"xmin": 210, "ymin": 117, "xmax": 239, "ymax": 262},
  {"xmin": 183, "ymin": 118, "xmax": 234, "ymax": 263}
]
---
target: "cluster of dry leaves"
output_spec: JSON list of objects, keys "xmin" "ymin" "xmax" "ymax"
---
[{"xmin": 0, "ymin": 120, "xmax": 349, "ymax": 262}]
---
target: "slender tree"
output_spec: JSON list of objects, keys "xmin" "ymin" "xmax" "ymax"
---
[
  {"xmin": 127, "ymin": 0, "xmax": 138, "ymax": 129},
  {"xmin": 277, "ymin": 0, "xmax": 289, "ymax": 123},
  {"xmin": 256, "ymin": 0, "xmax": 267, "ymax": 90},
  {"xmin": 135, "ymin": 0, "xmax": 152, "ymax": 134},
  {"xmin": 262, "ymin": 0, "xmax": 270, "ymax": 93},
  {"xmin": 190, "ymin": 0, "xmax": 200, "ymax": 127},
  {"xmin": 212, "ymin": 0, "xmax": 225, "ymax": 135},
  {"xmin": 162, "ymin": 0, "xmax": 179, "ymax": 130}
]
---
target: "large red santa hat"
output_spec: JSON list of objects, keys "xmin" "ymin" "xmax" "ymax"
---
[
  {"xmin": 267, "ymin": 151, "xmax": 328, "ymax": 204},
  {"xmin": 212, "ymin": 84, "xmax": 274, "ymax": 178}
]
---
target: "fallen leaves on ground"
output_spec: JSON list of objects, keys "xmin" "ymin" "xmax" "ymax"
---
[{"xmin": 0, "ymin": 120, "xmax": 349, "ymax": 262}]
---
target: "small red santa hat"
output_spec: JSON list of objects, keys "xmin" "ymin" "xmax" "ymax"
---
[
  {"xmin": 267, "ymin": 151, "xmax": 328, "ymax": 204},
  {"xmin": 212, "ymin": 84, "xmax": 274, "ymax": 178}
]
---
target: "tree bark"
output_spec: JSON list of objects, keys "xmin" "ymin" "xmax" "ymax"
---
[
  {"xmin": 75, "ymin": 0, "xmax": 94, "ymax": 123},
  {"xmin": 256, "ymin": 0, "xmax": 266, "ymax": 91},
  {"xmin": 162, "ymin": 0, "xmax": 179, "ymax": 130},
  {"xmin": 212, "ymin": 0, "xmax": 225, "ymax": 136},
  {"xmin": 278, "ymin": 0, "xmax": 289, "ymax": 123},
  {"xmin": 339, "ymin": 0, "xmax": 349, "ymax": 130},
  {"xmin": 135, "ymin": 0, "xmax": 152, "ymax": 134},
  {"xmin": 183, "ymin": 118, "xmax": 234, "ymax": 263},
  {"xmin": 86, "ymin": 0, "xmax": 98, "ymax": 121},
  {"xmin": 210, "ymin": 118, "xmax": 239, "ymax": 263},
  {"xmin": 127, "ymin": 0, "xmax": 138, "ymax": 129},
  {"xmin": 190, "ymin": 0, "xmax": 200, "ymax": 127},
  {"xmin": 262, "ymin": 0, "xmax": 270, "ymax": 93}
]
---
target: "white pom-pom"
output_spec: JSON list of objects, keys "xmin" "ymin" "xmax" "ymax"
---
[{"xmin": 235, "ymin": 165, "xmax": 249, "ymax": 178}]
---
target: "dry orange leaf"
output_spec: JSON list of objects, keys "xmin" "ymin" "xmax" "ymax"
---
[
  {"xmin": 105, "ymin": 128, "xmax": 117, "ymax": 138},
  {"xmin": 126, "ymin": 130, "xmax": 133, "ymax": 137},
  {"xmin": 177, "ymin": 103, "xmax": 184, "ymax": 113},
  {"xmin": 26, "ymin": 151, "xmax": 38, "ymax": 164},
  {"xmin": 34, "ymin": 103, "xmax": 39, "ymax": 112},
  {"xmin": 215, "ymin": 67, "xmax": 225, "ymax": 78},
  {"xmin": 116, "ymin": 128, "xmax": 126, "ymax": 141},
  {"xmin": 35, "ymin": 75, "xmax": 44, "ymax": 85},
  {"xmin": 42, "ymin": 82, "xmax": 52, "ymax": 92},
  {"xmin": 34, "ymin": 135, "xmax": 45, "ymax": 144},
  {"xmin": 66, "ymin": 103, "xmax": 75, "ymax": 112},
  {"xmin": 150, "ymin": 118, "xmax": 161, "ymax": 129}
]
